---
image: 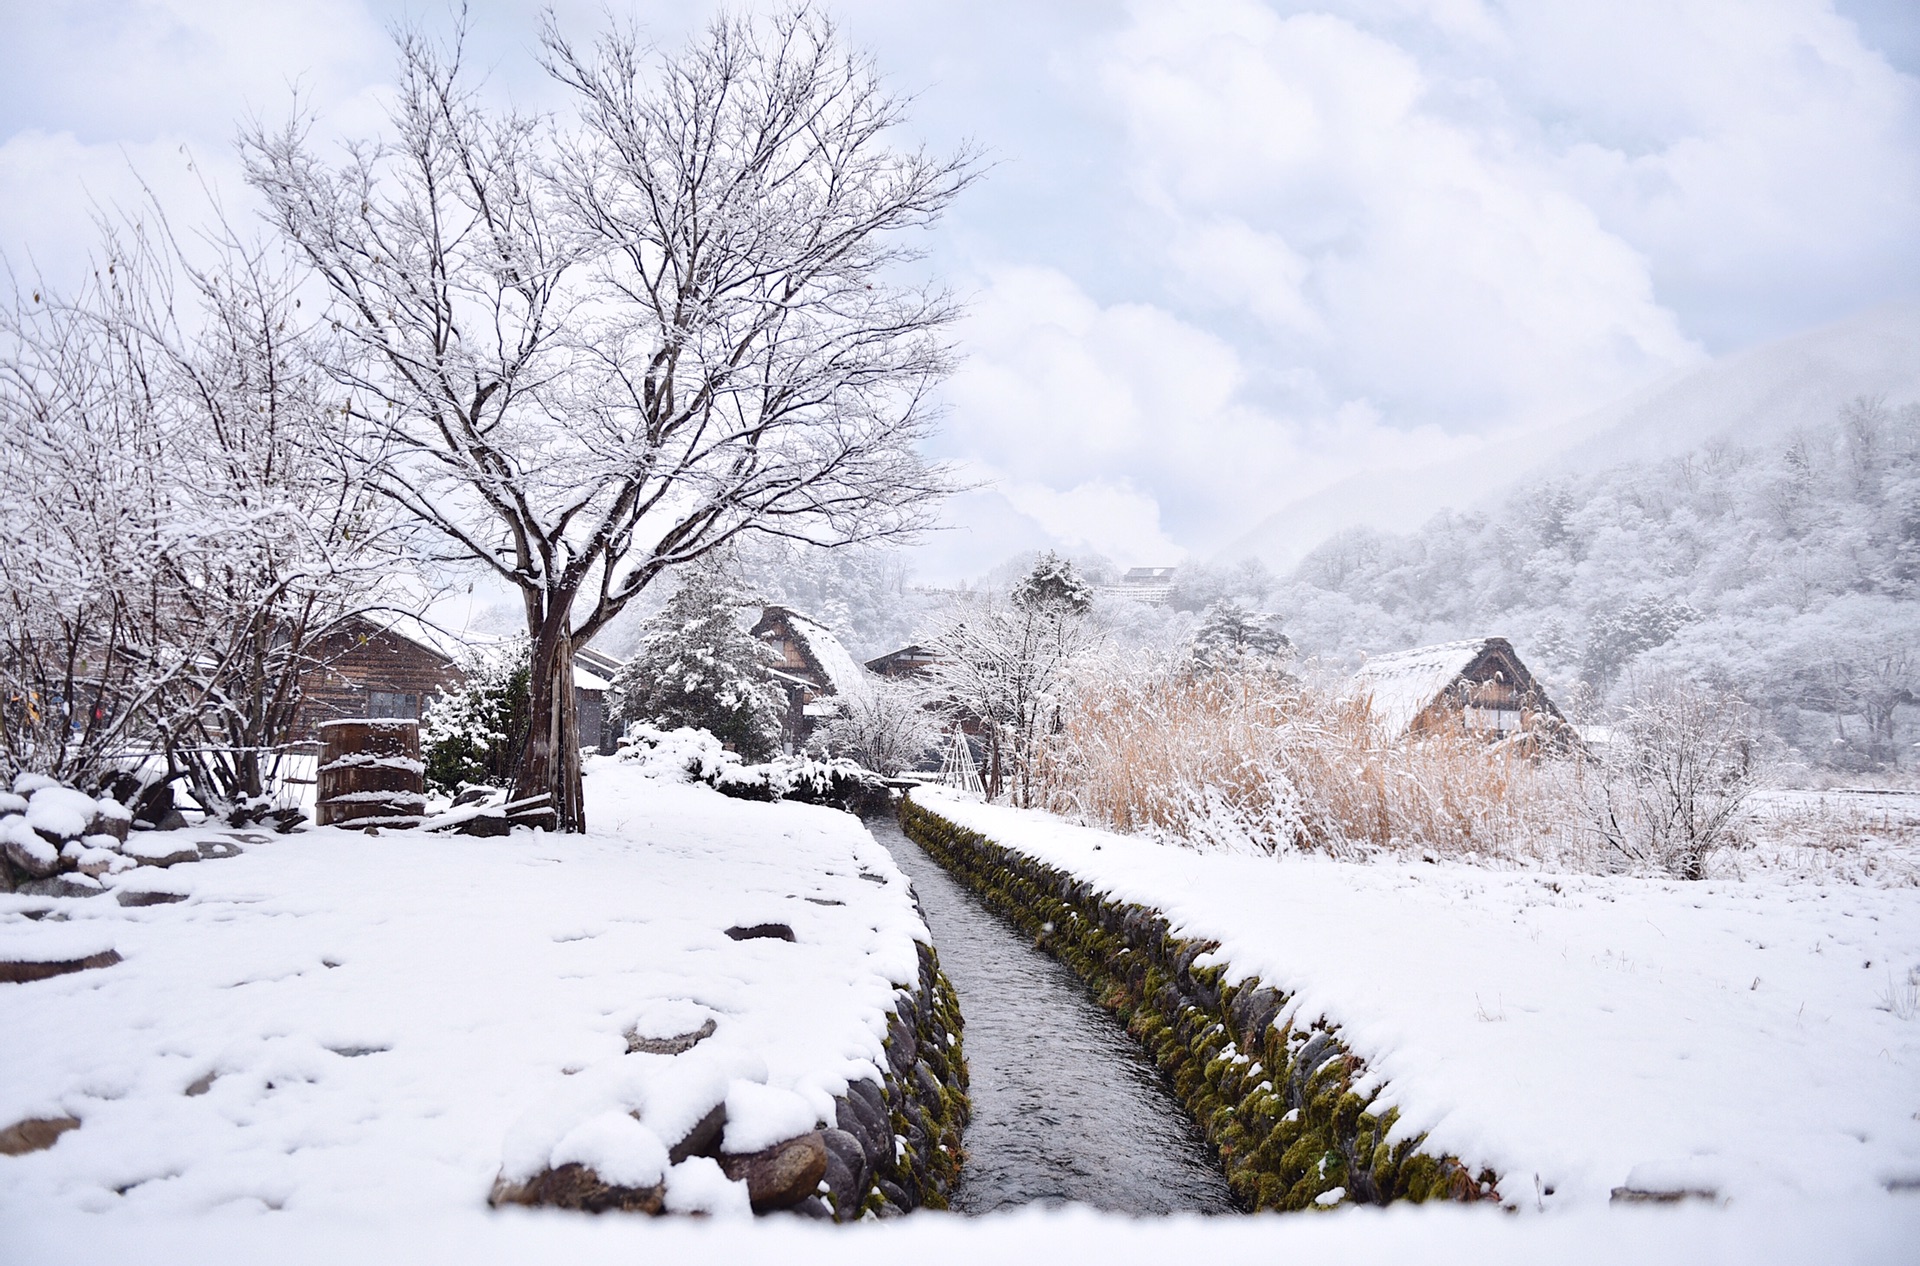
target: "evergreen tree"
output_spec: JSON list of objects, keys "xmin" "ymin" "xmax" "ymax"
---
[
  {"xmin": 613, "ymin": 565, "xmax": 783, "ymax": 760},
  {"xmin": 1191, "ymin": 600, "xmax": 1290, "ymax": 672},
  {"xmin": 422, "ymin": 640, "xmax": 532, "ymax": 792}
]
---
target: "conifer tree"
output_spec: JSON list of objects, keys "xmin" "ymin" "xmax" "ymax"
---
[{"xmin": 613, "ymin": 567, "xmax": 782, "ymax": 760}]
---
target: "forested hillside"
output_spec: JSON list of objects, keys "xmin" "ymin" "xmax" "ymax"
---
[{"xmin": 1251, "ymin": 397, "xmax": 1920, "ymax": 771}]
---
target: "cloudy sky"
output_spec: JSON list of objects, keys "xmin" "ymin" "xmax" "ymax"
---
[{"xmin": 4, "ymin": 0, "xmax": 1917, "ymax": 580}]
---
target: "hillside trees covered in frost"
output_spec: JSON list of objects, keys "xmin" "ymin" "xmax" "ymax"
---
[
  {"xmin": 242, "ymin": 8, "xmax": 971, "ymax": 829},
  {"xmin": 1180, "ymin": 398, "xmax": 1919, "ymax": 771},
  {"xmin": 0, "ymin": 208, "xmax": 401, "ymax": 813}
]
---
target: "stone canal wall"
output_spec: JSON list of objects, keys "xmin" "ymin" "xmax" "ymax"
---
[
  {"xmin": 493, "ymin": 934, "xmax": 968, "ymax": 1221},
  {"xmin": 824, "ymin": 936, "xmax": 970, "ymax": 1218},
  {"xmin": 900, "ymin": 794, "xmax": 1498, "ymax": 1213}
]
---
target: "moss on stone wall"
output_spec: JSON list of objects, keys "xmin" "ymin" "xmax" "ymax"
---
[
  {"xmin": 900, "ymin": 795, "xmax": 1497, "ymax": 1213},
  {"xmin": 824, "ymin": 936, "xmax": 970, "ymax": 1219}
]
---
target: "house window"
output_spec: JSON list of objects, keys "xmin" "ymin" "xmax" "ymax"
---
[{"xmin": 367, "ymin": 690, "xmax": 419, "ymax": 719}]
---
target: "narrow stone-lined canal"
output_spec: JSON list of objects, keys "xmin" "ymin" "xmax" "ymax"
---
[{"xmin": 870, "ymin": 814, "xmax": 1238, "ymax": 1215}]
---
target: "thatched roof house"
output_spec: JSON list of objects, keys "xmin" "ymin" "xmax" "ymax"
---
[
  {"xmin": 1352, "ymin": 637, "xmax": 1569, "ymax": 746},
  {"xmin": 751, "ymin": 606, "xmax": 873, "ymax": 744}
]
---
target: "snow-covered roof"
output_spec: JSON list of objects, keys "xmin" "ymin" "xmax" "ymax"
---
[
  {"xmin": 572, "ymin": 665, "xmax": 612, "ymax": 693},
  {"xmin": 777, "ymin": 609, "xmax": 874, "ymax": 702},
  {"xmin": 1350, "ymin": 637, "xmax": 1494, "ymax": 739}
]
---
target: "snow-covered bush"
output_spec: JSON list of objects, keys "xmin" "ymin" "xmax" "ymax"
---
[
  {"xmin": 422, "ymin": 641, "xmax": 530, "ymax": 792},
  {"xmin": 613, "ymin": 565, "xmax": 783, "ymax": 762},
  {"xmin": 617, "ymin": 725, "xmax": 884, "ymax": 812},
  {"xmin": 1585, "ymin": 675, "xmax": 1765, "ymax": 880},
  {"xmin": 812, "ymin": 677, "xmax": 939, "ymax": 775}
]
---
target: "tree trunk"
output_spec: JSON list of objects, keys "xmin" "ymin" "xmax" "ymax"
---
[{"xmin": 514, "ymin": 618, "xmax": 586, "ymax": 832}]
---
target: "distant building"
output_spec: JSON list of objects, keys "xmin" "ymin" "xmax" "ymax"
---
[
  {"xmin": 751, "ymin": 606, "xmax": 874, "ymax": 747},
  {"xmin": 864, "ymin": 644, "xmax": 940, "ymax": 679},
  {"xmin": 572, "ymin": 646, "xmax": 624, "ymax": 755},
  {"xmin": 1351, "ymin": 637, "xmax": 1571, "ymax": 748},
  {"xmin": 1099, "ymin": 565, "xmax": 1178, "ymax": 607}
]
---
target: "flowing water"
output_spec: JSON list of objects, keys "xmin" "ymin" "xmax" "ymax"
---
[{"xmin": 870, "ymin": 814, "xmax": 1239, "ymax": 1216}]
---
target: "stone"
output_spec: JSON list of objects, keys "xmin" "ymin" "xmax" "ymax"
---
[
  {"xmin": 151, "ymin": 809, "xmax": 189, "ymax": 832},
  {"xmin": 819, "ymin": 1127, "xmax": 870, "ymax": 1217},
  {"xmin": 835, "ymin": 1088, "xmax": 887, "ymax": 1161},
  {"xmin": 86, "ymin": 806, "xmax": 131, "ymax": 844},
  {"xmin": 195, "ymin": 839, "xmax": 244, "ymax": 861},
  {"xmin": 116, "ymin": 888, "xmax": 187, "ymax": 908},
  {"xmin": 875, "ymin": 1177, "xmax": 912, "ymax": 1214},
  {"xmin": 627, "ymin": 1017, "xmax": 716, "ymax": 1056},
  {"xmin": 17, "ymin": 875, "xmax": 105, "ymax": 900},
  {"xmin": 184, "ymin": 1072, "xmax": 217, "ymax": 1097},
  {"xmin": 788, "ymin": 1196, "xmax": 833, "ymax": 1219},
  {"xmin": 0, "ymin": 949, "xmax": 121, "ymax": 983},
  {"xmin": 2, "ymin": 833, "xmax": 62, "ymax": 880},
  {"xmin": 454, "ymin": 812, "xmax": 510, "ymax": 837},
  {"xmin": 489, "ymin": 1163, "xmax": 666, "ymax": 1214},
  {"xmin": 0, "ymin": 1115, "xmax": 80, "ymax": 1156},
  {"xmin": 1610, "ymin": 1186, "xmax": 1718, "ymax": 1205},
  {"xmin": 665, "ymin": 1101, "xmax": 727, "ymax": 1165},
  {"xmin": 123, "ymin": 839, "xmax": 200, "ymax": 868},
  {"xmin": 720, "ymin": 1131, "xmax": 829, "ymax": 1212},
  {"xmin": 723, "ymin": 922, "xmax": 795, "ymax": 942}
]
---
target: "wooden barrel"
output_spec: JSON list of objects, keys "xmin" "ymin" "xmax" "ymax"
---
[{"xmin": 316, "ymin": 719, "xmax": 426, "ymax": 829}]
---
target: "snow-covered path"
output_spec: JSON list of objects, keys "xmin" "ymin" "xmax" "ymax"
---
[{"xmin": 0, "ymin": 762, "xmax": 927, "ymax": 1221}]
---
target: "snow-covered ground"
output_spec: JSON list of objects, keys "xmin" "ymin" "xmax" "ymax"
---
[
  {"xmin": 910, "ymin": 788, "xmax": 1920, "ymax": 1216},
  {"xmin": 0, "ymin": 758, "xmax": 927, "ymax": 1222}
]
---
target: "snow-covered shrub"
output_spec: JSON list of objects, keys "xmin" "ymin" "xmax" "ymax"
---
[
  {"xmin": 812, "ymin": 677, "xmax": 939, "ymax": 775},
  {"xmin": 617, "ymin": 726, "xmax": 884, "ymax": 812},
  {"xmin": 422, "ymin": 641, "xmax": 530, "ymax": 792},
  {"xmin": 1585, "ymin": 675, "xmax": 1765, "ymax": 880},
  {"xmin": 617, "ymin": 725, "xmax": 741, "ymax": 784},
  {"xmin": 612, "ymin": 565, "xmax": 783, "ymax": 762}
]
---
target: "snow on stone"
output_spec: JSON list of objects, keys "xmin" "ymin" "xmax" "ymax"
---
[
  {"xmin": 1350, "ymin": 637, "xmax": 1487, "ymax": 739},
  {"xmin": 0, "ymin": 758, "xmax": 928, "ymax": 1223},
  {"xmin": 24, "ymin": 785, "xmax": 101, "ymax": 840},
  {"xmin": 911, "ymin": 787, "xmax": 1920, "ymax": 1214}
]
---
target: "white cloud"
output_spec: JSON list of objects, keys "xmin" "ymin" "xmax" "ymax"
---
[{"xmin": 1094, "ymin": 0, "xmax": 1706, "ymax": 429}]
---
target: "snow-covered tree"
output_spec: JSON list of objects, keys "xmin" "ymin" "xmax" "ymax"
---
[
  {"xmin": 1586, "ymin": 675, "xmax": 1765, "ymax": 880},
  {"xmin": 927, "ymin": 553, "xmax": 1100, "ymax": 806},
  {"xmin": 242, "ymin": 8, "xmax": 971, "ymax": 829},
  {"xmin": 814, "ymin": 676, "xmax": 938, "ymax": 775},
  {"xmin": 0, "ymin": 202, "xmax": 400, "ymax": 811},
  {"xmin": 1190, "ymin": 600, "xmax": 1290, "ymax": 672},
  {"xmin": 612, "ymin": 565, "xmax": 783, "ymax": 761}
]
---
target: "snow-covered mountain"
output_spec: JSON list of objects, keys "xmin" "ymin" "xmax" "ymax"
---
[{"xmin": 1222, "ymin": 302, "xmax": 1920, "ymax": 571}]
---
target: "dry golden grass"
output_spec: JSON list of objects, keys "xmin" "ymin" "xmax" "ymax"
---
[{"xmin": 1042, "ymin": 663, "xmax": 1591, "ymax": 865}]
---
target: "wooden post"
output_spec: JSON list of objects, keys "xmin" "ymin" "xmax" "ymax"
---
[{"xmin": 316, "ymin": 719, "xmax": 426, "ymax": 829}]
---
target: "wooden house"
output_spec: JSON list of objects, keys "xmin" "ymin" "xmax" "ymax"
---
[
  {"xmin": 751, "ymin": 606, "xmax": 874, "ymax": 747},
  {"xmin": 1099, "ymin": 565, "xmax": 1178, "ymax": 607},
  {"xmin": 864, "ymin": 644, "xmax": 940, "ymax": 679},
  {"xmin": 294, "ymin": 617, "xmax": 466, "ymax": 739},
  {"xmin": 296, "ymin": 618, "xmax": 622, "ymax": 754},
  {"xmin": 1351, "ymin": 637, "xmax": 1571, "ymax": 748}
]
